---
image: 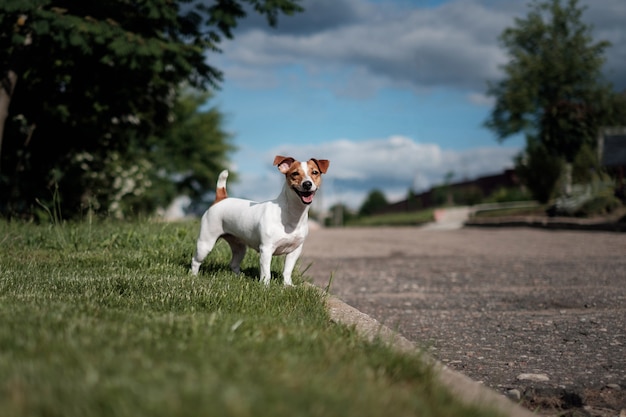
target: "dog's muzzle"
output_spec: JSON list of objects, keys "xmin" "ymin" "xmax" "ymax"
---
[{"xmin": 294, "ymin": 181, "xmax": 316, "ymax": 204}]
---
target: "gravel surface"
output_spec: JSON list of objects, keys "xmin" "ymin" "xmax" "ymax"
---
[{"xmin": 301, "ymin": 227, "xmax": 626, "ymax": 417}]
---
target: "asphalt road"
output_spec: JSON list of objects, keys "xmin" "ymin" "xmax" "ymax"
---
[{"xmin": 301, "ymin": 226, "xmax": 626, "ymax": 417}]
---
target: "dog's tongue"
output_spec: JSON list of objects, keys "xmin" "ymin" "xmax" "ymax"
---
[{"xmin": 301, "ymin": 192, "xmax": 314, "ymax": 204}]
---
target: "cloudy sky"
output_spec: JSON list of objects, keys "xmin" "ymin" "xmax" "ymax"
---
[{"xmin": 208, "ymin": 0, "xmax": 626, "ymax": 210}]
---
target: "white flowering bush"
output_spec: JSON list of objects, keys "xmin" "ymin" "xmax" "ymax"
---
[{"xmin": 69, "ymin": 150, "xmax": 154, "ymax": 219}]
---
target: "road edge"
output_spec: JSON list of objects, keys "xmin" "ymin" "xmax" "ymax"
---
[{"xmin": 321, "ymin": 292, "xmax": 537, "ymax": 417}]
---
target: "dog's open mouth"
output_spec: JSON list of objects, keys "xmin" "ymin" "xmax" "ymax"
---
[{"xmin": 294, "ymin": 189, "xmax": 315, "ymax": 205}]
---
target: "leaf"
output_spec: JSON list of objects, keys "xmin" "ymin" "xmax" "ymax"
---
[{"xmin": 31, "ymin": 19, "xmax": 50, "ymax": 35}]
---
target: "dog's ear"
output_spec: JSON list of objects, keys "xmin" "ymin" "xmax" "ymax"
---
[
  {"xmin": 273, "ymin": 155, "xmax": 295, "ymax": 173},
  {"xmin": 311, "ymin": 159, "xmax": 330, "ymax": 174}
]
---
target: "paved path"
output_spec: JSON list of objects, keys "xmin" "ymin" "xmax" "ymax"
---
[
  {"xmin": 301, "ymin": 226, "xmax": 626, "ymax": 416},
  {"xmin": 428, "ymin": 206, "xmax": 471, "ymax": 230}
]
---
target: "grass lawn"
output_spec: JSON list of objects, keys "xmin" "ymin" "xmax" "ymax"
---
[
  {"xmin": 348, "ymin": 209, "xmax": 435, "ymax": 227},
  {"xmin": 471, "ymin": 206, "xmax": 547, "ymax": 218},
  {"xmin": 0, "ymin": 220, "xmax": 501, "ymax": 417}
]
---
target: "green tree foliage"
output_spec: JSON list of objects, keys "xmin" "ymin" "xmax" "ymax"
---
[
  {"xmin": 61, "ymin": 90, "xmax": 235, "ymax": 218},
  {"xmin": 146, "ymin": 90, "xmax": 235, "ymax": 208},
  {"xmin": 486, "ymin": 0, "xmax": 626, "ymax": 201},
  {"xmin": 358, "ymin": 189, "xmax": 388, "ymax": 217},
  {"xmin": 0, "ymin": 0, "xmax": 302, "ymax": 218},
  {"xmin": 514, "ymin": 137, "xmax": 563, "ymax": 203}
]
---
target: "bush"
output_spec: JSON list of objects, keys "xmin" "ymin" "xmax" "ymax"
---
[
  {"xmin": 575, "ymin": 195, "xmax": 623, "ymax": 217},
  {"xmin": 485, "ymin": 187, "xmax": 532, "ymax": 203}
]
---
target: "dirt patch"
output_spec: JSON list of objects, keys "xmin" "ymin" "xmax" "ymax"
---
[{"xmin": 302, "ymin": 227, "xmax": 626, "ymax": 417}]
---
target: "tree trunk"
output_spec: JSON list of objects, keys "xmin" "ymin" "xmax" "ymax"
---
[{"xmin": 0, "ymin": 69, "xmax": 18, "ymax": 172}]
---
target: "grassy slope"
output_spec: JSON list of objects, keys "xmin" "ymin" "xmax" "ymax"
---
[
  {"xmin": 347, "ymin": 209, "xmax": 435, "ymax": 227},
  {"xmin": 0, "ymin": 221, "xmax": 501, "ymax": 417}
]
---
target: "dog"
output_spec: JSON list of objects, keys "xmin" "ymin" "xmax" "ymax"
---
[{"xmin": 190, "ymin": 155, "xmax": 330, "ymax": 286}]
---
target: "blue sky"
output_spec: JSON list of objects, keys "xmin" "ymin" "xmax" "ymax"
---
[{"xmin": 208, "ymin": 0, "xmax": 626, "ymax": 210}]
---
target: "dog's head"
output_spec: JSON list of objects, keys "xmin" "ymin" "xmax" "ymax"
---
[{"xmin": 273, "ymin": 155, "xmax": 330, "ymax": 205}]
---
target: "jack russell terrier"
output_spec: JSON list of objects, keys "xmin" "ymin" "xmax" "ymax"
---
[{"xmin": 190, "ymin": 155, "xmax": 330, "ymax": 286}]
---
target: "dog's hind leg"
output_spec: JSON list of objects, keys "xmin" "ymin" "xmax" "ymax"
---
[
  {"xmin": 190, "ymin": 234, "xmax": 219, "ymax": 275},
  {"xmin": 224, "ymin": 236, "xmax": 247, "ymax": 275}
]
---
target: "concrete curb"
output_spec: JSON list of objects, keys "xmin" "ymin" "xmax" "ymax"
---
[{"xmin": 323, "ymin": 293, "xmax": 537, "ymax": 417}]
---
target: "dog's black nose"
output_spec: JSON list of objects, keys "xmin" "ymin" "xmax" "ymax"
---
[{"xmin": 302, "ymin": 181, "xmax": 312, "ymax": 191}]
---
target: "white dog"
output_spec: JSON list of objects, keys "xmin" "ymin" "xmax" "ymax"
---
[{"xmin": 190, "ymin": 155, "xmax": 330, "ymax": 286}]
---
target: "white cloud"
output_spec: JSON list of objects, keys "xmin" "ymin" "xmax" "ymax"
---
[
  {"xmin": 218, "ymin": 0, "xmax": 626, "ymax": 94},
  {"xmin": 467, "ymin": 92, "xmax": 495, "ymax": 107},
  {"xmin": 230, "ymin": 135, "xmax": 520, "ymax": 210},
  {"xmin": 274, "ymin": 135, "xmax": 442, "ymax": 180},
  {"xmin": 221, "ymin": 2, "xmax": 508, "ymax": 93}
]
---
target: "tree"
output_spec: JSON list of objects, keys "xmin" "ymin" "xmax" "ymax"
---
[
  {"xmin": 58, "ymin": 90, "xmax": 235, "ymax": 218},
  {"xmin": 514, "ymin": 137, "xmax": 563, "ymax": 203},
  {"xmin": 145, "ymin": 90, "xmax": 236, "ymax": 210},
  {"xmin": 0, "ymin": 0, "xmax": 302, "ymax": 218},
  {"xmin": 359, "ymin": 189, "xmax": 388, "ymax": 217},
  {"xmin": 485, "ymin": 0, "xmax": 625, "ymax": 196}
]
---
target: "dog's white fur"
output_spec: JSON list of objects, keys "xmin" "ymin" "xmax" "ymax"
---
[{"xmin": 190, "ymin": 155, "xmax": 330, "ymax": 286}]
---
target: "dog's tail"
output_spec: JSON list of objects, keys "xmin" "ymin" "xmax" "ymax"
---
[{"xmin": 213, "ymin": 170, "xmax": 229, "ymax": 205}]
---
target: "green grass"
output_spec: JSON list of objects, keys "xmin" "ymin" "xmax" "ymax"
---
[
  {"xmin": 347, "ymin": 209, "xmax": 434, "ymax": 227},
  {"xmin": 0, "ymin": 220, "xmax": 501, "ymax": 417},
  {"xmin": 472, "ymin": 205, "xmax": 548, "ymax": 218}
]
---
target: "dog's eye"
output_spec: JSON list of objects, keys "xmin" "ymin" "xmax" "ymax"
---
[
  {"xmin": 290, "ymin": 172, "xmax": 300, "ymax": 179},
  {"xmin": 312, "ymin": 170, "xmax": 319, "ymax": 175}
]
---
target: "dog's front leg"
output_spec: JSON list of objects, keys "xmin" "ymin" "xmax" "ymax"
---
[
  {"xmin": 259, "ymin": 247, "xmax": 273, "ymax": 286},
  {"xmin": 282, "ymin": 245, "xmax": 303, "ymax": 287}
]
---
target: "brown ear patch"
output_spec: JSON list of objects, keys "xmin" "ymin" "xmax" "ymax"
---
[
  {"xmin": 274, "ymin": 155, "xmax": 296, "ymax": 174},
  {"xmin": 311, "ymin": 159, "xmax": 330, "ymax": 174}
]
